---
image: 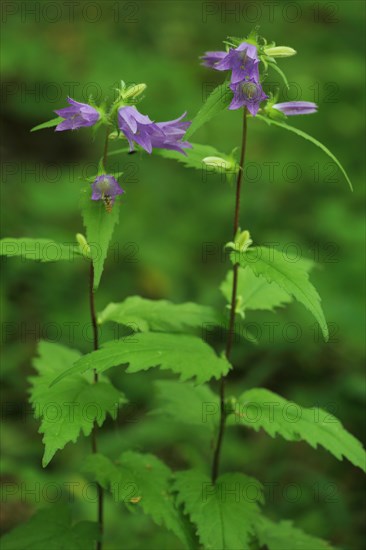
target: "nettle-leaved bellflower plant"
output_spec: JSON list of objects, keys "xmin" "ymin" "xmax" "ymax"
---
[{"xmin": 1, "ymin": 28, "xmax": 361, "ymax": 550}]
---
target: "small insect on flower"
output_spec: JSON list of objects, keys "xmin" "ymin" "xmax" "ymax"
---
[{"xmin": 91, "ymin": 175, "xmax": 124, "ymax": 213}]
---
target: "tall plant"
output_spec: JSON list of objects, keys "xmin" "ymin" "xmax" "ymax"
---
[{"xmin": 1, "ymin": 30, "xmax": 364, "ymax": 550}]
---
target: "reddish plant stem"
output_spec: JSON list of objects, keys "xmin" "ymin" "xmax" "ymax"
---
[{"xmin": 211, "ymin": 108, "xmax": 248, "ymax": 483}]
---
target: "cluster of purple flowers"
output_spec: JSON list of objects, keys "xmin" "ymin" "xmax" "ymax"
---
[
  {"xmin": 55, "ymin": 98, "xmax": 191, "ymax": 156},
  {"xmin": 55, "ymin": 99, "xmax": 192, "ymax": 207},
  {"xmin": 202, "ymin": 42, "xmax": 267, "ymax": 115}
]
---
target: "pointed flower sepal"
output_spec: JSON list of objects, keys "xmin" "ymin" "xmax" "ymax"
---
[{"xmin": 225, "ymin": 229, "xmax": 253, "ymax": 253}]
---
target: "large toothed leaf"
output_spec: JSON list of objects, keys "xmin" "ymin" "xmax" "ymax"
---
[
  {"xmin": 30, "ymin": 341, "xmax": 125, "ymax": 467},
  {"xmin": 153, "ymin": 143, "xmax": 238, "ymax": 174},
  {"xmin": 0, "ymin": 238, "xmax": 80, "ymax": 262},
  {"xmin": 230, "ymin": 388, "xmax": 366, "ymax": 472},
  {"xmin": 81, "ymin": 184, "xmax": 120, "ymax": 290},
  {"xmin": 220, "ymin": 266, "xmax": 292, "ymax": 315},
  {"xmin": 0, "ymin": 505, "xmax": 98, "ymax": 550},
  {"xmin": 254, "ymin": 516, "xmax": 335, "ymax": 550},
  {"xmin": 153, "ymin": 381, "xmax": 220, "ymax": 434},
  {"xmin": 256, "ymin": 115, "xmax": 353, "ymax": 191},
  {"xmin": 231, "ymin": 247, "xmax": 328, "ymax": 341},
  {"xmin": 186, "ymin": 81, "xmax": 232, "ymax": 139},
  {"xmin": 174, "ymin": 470, "xmax": 263, "ymax": 550},
  {"xmin": 83, "ymin": 452, "xmax": 192, "ymax": 548},
  {"xmin": 51, "ymin": 333, "xmax": 231, "ymax": 386},
  {"xmin": 98, "ymin": 295, "xmax": 220, "ymax": 333},
  {"xmin": 30, "ymin": 116, "xmax": 63, "ymax": 132}
]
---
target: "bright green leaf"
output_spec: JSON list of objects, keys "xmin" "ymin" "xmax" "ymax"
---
[
  {"xmin": 230, "ymin": 388, "xmax": 366, "ymax": 472},
  {"xmin": 30, "ymin": 116, "xmax": 63, "ymax": 132},
  {"xmin": 98, "ymin": 295, "xmax": 220, "ymax": 333},
  {"xmin": 83, "ymin": 452, "xmax": 191, "ymax": 547},
  {"xmin": 186, "ymin": 81, "xmax": 232, "ymax": 139},
  {"xmin": 174, "ymin": 470, "xmax": 263, "ymax": 549},
  {"xmin": 220, "ymin": 266, "xmax": 292, "ymax": 315},
  {"xmin": 51, "ymin": 333, "xmax": 231, "ymax": 386},
  {"xmin": 254, "ymin": 516, "xmax": 335, "ymax": 550},
  {"xmin": 0, "ymin": 505, "xmax": 98, "ymax": 550},
  {"xmin": 153, "ymin": 143, "xmax": 238, "ymax": 175},
  {"xmin": 0, "ymin": 238, "xmax": 81, "ymax": 262},
  {"xmin": 30, "ymin": 341, "xmax": 125, "ymax": 467},
  {"xmin": 153, "ymin": 381, "xmax": 219, "ymax": 434},
  {"xmin": 231, "ymin": 247, "xmax": 328, "ymax": 341},
  {"xmin": 81, "ymin": 184, "xmax": 120, "ymax": 290},
  {"xmin": 255, "ymin": 115, "xmax": 353, "ymax": 191}
]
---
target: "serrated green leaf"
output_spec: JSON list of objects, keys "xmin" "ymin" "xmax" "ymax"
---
[
  {"xmin": 153, "ymin": 143, "xmax": 238, "ymax": 174},
  {"xmin": 153, "ymin": 381, "xmax": 219, "ymax": 434},
  {"xmin": 254, "ymin": 516, "xmax": 335, "ymax": 550},
  {"xmin": 30, "ymin": 341, "xmax": 125, "ymax": 467},
  {"xmin": 231, "ymin": 247, "xmax": 328, "ymax": 341},
  {"xmin": 51, "ymin": 333, "xmax": 231, "ymax": 386},
  {"xmin": 30, "ymin": 116, "xmax": 63, "ymax": 132},
  {"xmin": 174, "ymin": 470, "xmax": 263, "ymax": 549},
  {"xmin": 83, "ymin": 452, "xmax": 191, "ymax": 547},
  {"xmin": 0, "ymin": 505, "xmax": 98, "ymax": 550},
  {"xmin": 0, "ymin": 238, "xmax": 81, "ymax": 262},
  {"xmin": 98, "ymin": 296, "xmax": 220, "ymax": 333},
  {"xmin": 255, "ymin": 115, "xmax": 353, "ymax": 191},
  {"xmin": 186, "ymin": 81, "xmax": 232, "ymax": 139},
  {"xmin": 230, "ymin": 388, "xmax": 366, "ymax": 472},
  {"xmin": 81, "ymin": 184, "xmax": 120, "ymax": 290},
  {"xmin": 220, "ymin": 266, "xmax": 292, "ymax": 315}
]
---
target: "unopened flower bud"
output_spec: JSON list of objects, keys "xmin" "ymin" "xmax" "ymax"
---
[
  {"xmin": 264, "ymin": 46, "xmax": 297, "ymax": 58},
  {"xmin": 203, "ymin": 156, "xmax": 235, "ymax": 172},
  {"xmin": 122, "ymin": 83, "xmax": 147, "ymax": 100},
  {"xmin": 76, "ymin": 233, "xmax": 91, "ymax": 259}
]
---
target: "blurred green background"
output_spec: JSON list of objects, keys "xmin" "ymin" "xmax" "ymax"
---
[{"xmin": 1, "ymin": 1, "xmax": 365, "ymax": 548}]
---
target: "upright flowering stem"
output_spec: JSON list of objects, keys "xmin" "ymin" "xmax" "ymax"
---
[
  {"xmin": 211, "ymin": 108, "xmax": 248, "ymax": 483},
  {"xmin": 89, "ymin": 127, "xmax": 112, "ymax": 550}
]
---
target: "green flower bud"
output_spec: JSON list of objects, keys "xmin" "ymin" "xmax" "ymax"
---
[
  {"xmin": 264, "ymin": 46, "xmax": 297, "ymax": 58},
  {"xmin": 122, "ymin": 83, "xmax": 147, "ymax": 101},
  {"xmin": 76, "ymin": 233, "xmax": 91, "ymax": 259},
  {"xmin": 203, "ymin": 156, "xmax": 235, "ymax": 172}
]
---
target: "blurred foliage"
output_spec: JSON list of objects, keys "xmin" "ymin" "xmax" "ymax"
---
[{"xmin": 1, "ymin": 1, "xmax": 365, "ymax": 549}]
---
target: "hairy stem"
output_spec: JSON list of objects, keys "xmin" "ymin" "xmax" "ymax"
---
[{"xmin": 211, "ymin": 108, "xmax": 248, "ymax": 483}]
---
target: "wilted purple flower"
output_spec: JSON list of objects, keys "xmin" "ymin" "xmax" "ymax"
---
[
  {"xmin": 118, "ymin": 106, "xmax": 191, "ymax": 155},
  {"xmin": 202, "ymin": 42, "xmax": 259, "ymax": 84},
  {"xmin": 229, "ymin": 79, "xmax": 268, "ymax": 115},
  {"xmin": 55, "ymin": 97, "xmax": 100, "ymax": 131},
  {"xmin": 272, "ymin": 101, "xmax": 318, "ymax": 116},
  {"xmin": 91, "ymin": 175, "xmax": 124, "ymax": 212}
]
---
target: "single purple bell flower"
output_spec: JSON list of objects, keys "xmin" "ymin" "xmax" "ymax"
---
[
  {"xmin": 91, "ymin": 175, "xmax": 124, "ymax": 212},
  {"xmin": 118, "ymin": 106, "xmax": 191, "ymax": 155},
  {"xmin": 55, "ymin": 97, "xmax": 100, "ymax": 131},
  {"xmin": 272, "ymin": 101, "xmax": 318, "ymax": 116},
  {"xmin": 229, "ymin": 79, "xmax": 268, "ymax": 115}
]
